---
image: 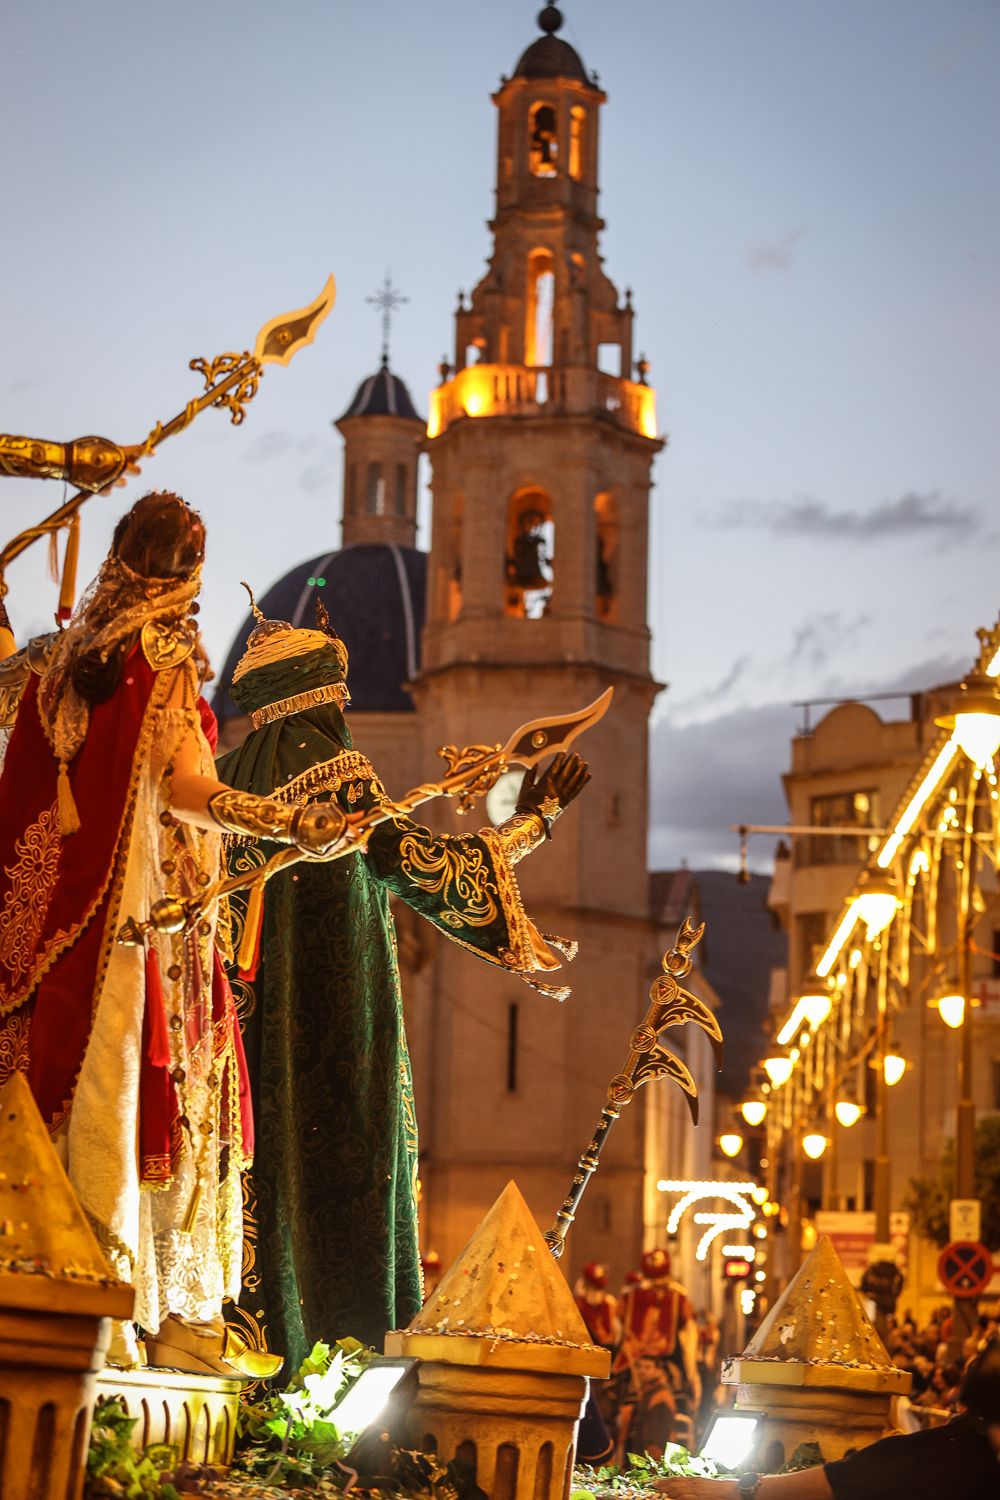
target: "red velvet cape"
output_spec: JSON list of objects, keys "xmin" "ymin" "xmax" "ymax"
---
[{"xmin": 0, "ymin": 647, "xmax": 251, "ymax": 1182}]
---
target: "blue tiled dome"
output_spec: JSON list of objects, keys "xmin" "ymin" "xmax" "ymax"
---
[
  {"xmin": 338, "ymin": 361, "xmax": 423, "ymax": 423},
  {"xmin": 213, "ymin": 543, "xmax": 427, "ymax": 724}
]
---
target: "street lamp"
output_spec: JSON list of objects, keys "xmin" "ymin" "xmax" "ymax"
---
[
  {"xmin": 934, "ymin": 990, "xmax": 966, "ymax": 1030},
  {"xmin": 741, "ymin": 1099, "xmax": 767, "ymax": 1127},
  {"xmin": 936, "ymin": 670, "xmax": 1000, "ymax": 767},
  {"xmin": 802, "ymin": 1130, "xmax": 829, "ymax": 1161},
  {"xmin": 834, "ymin": 1096, "xmax": 864, "ymax": 1128},
  {"xmin": 763, "ymin": 1054, "xmax": 793, "ymax": 1087},
  {"xmin": 850, "ymin": 872, "xmax": 900, "ymax": 939},
  {"xmin": 719, "ymin": 1132, "xmax": 744, "ymax": 1158},
  {"xmin": 882, "ymin": 1044, "xmax": 907, "ymax": 1088}
]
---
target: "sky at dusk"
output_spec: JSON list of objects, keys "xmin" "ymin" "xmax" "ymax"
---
[{"xmin": 2, "ymin": 1, "xmax": 998, "ymax": 869}]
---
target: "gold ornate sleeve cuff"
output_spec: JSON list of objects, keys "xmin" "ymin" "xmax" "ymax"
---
[
  {"xmin": 0, "ymin": 435, "xmax": 68, "ymax": 483},
  {"xmin": 492, "ymin": 810, "xmax": 547, "ymax": 866},
  {"xmin": 208, "ymin": 788, "xmax": 297, "ymax": 843},
  {"xmin": 0, "ymin": 434, "xmax": 126, "ymax": 491}
]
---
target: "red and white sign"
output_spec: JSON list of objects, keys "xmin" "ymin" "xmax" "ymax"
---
[
  {"xmin": 815, "ymin": 1211, "xmax": 910, "ymax": 1286},
  {"xmin": 938, "ymin": 1242, "xmax": 994, "ymax": 1300}
]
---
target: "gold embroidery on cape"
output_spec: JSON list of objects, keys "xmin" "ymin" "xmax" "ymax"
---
[
  {"xmin": 0, "ymin": 1010, "xmax": 31, "ymax": 1085},
  {"xmin": 0, "ymin": 806, "xmax": 61, "ymax": 996},
  {"xmin": 398, "ymin": 832, "xmax": 498, "ymax": 929}
]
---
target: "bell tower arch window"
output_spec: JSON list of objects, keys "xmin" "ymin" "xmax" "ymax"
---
[
  {"xmin": 594, "ymin": 490, "xmax": 619, "ymax": 622},
  {"xmin": 505, "ymin": 488, "xmax": 554, "ymax": 620},
  {"xmin": 526, "ymin": 250, "xmax": 555, "ymax": 397},
  {"xmin": 569, "ymin": 106, "xmax": 585, "ymax": 179},
  {"xmin": 529, "ymin": 102, "xmax": 558, "ymax": 176},
  {"xmin": 366, "ymin": 462, "xmax": 386, "ymax": 516}
]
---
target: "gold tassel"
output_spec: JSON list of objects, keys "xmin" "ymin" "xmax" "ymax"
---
[
  {"xmin": 57, "ymin": 760, "xmax": 81, "ymax": 835},
  {"xmin": 0, "ymin": 596, "xmax": 15, "ymax": 661},
  {"xmin": 542, "ymin": 931, "xmax": 579, "ymax": 962},
  {"xmin": 57, "ymin": 514, "xmax": 80, "ymax": 623},
  {"xmin": 180, "ymin": 1176, "xmax": 203, "ymax": 1235},
  {"xmin": 236, "ymin": 878, "xmax": 265, "ymax": 976}
]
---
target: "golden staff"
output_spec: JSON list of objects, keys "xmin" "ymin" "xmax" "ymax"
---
[
  {"xmin": 543, "ymin": 918, "xmax": 723, "ymax": 1259},
  {"xmin": 0, "ymin": 277, "xmax": 336, "ymax": 607},
  {"xmin": 117, "ymin": 687, "xmax": 613, "ymax": 945}
]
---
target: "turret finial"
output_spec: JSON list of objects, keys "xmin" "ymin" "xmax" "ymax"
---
[{"xmin": 538, "ymin": 5, "xmax": 563, "ymax": 35}]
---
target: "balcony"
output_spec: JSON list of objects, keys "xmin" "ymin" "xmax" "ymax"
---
[{"xmin": 426, "ymin": 363, "xmax": 658, "ymax": 440}]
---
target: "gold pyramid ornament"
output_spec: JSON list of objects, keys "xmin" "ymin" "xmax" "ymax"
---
[
  {"xmin": 0, "ymin": 1071, "xmax": 133, "ymax": 1500},
  {"xmin": 723, "ymin": 1235, "xmax": 909, "ymax": 1468},
  {"xmin": 408, "ymin": 1179, "xmax": 595, "ymax": 1349},
  {"xmin": 386, "ymin": 1181, "xmax": 608, "ymax": 1500}
]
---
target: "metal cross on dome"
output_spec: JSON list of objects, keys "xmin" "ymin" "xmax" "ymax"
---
[{"xmin": 367, "ymin": 272, "xmax": 409, "ymax": 365}]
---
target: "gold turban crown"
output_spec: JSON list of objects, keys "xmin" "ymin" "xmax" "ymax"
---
[{"xmin": 232, "ymin": 584, "xmax": 349, "ymax": 686}]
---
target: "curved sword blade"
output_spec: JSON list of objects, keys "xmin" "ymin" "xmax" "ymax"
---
[
  {"xmin": 501, "ymin": 686, "xmax": 613, "ymax": 767},
  {"xmin": 255, "ymin": 275, "xmax": 337, "ymax": 367}
]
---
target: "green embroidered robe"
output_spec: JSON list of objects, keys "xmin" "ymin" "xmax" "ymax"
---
[{"xmin": 217, "ymin": 646, "xmax": 561, "ymax": 1367}]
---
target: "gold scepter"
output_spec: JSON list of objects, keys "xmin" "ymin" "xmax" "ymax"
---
[
  {"xmin": 117, "ymin": 687, "xmax": 613, "ymax": 946},
  {"xmin": 543, "ymin": 917, "xmax": 723, "ymax": 1259},
  {"xmin": 0, "ymin": 277, "xmax": 336, "ymax": 611}
]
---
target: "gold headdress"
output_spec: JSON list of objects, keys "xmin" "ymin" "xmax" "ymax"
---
[{"xmin": 232, "ymin": 584, "xmax": 350, "ymax": 727}]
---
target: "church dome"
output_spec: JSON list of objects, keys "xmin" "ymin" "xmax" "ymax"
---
[
  {"xmin": 513, "ymin": 5, "xmax": 591, "ymax": 85},
  {"xmin": 213, "ymin": 542, "xmax": 427, "ymax": 724},
  {"xmin": 338, "ymin": 359, "xmax": 424, "ymax": 423}
]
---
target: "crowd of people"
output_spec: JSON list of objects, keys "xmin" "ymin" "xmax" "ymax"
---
[{"xmin": 886, "ymin": 1305, "xmax": 1000, "ymax": 1430}]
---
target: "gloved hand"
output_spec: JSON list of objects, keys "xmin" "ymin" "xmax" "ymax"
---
[{"xmin": 516, "ymin": 750, "xmax": 590, "ymax": 836}]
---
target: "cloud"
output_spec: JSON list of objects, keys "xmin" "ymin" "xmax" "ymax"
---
[
  {"xmin": 706, "ymin": 490, "xmax": 979, "ymax": 543},
  {"xmin": 650, "ymin": 646, "xmax": 980, "ymax": 869},
  {"xmin": 298, "ymin": 463, "xmax": 335, "ymax": 494},
  {"xmin": 667, "ymin": 654, "xmax": 752, "ymax": 718},
  {"xmin": 241, "ymin": 430, "xmax": 293, "ymax": 464},
  {"xmin": 788, "ymin": 611, "xmax": 872, "ymax": 673},
  {"xmin": 650, "ymin": 700, "xmax": 795, "ymax": 870},
  {"xmin": 746, "ymin": 225, "xmax": 806, "ymax": 272}
]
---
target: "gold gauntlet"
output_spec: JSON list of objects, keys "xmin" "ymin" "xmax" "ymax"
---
[
  {"xmin": 493, "ymin": 810, "xmax": 546, "ymax": 866},
  {"xmin": 208, "ymin": 789, "xmax": 347, "ymax": 856},
  {"xmin": 0, "ymin": 434, "xmax": 126, "ymax": 491}
]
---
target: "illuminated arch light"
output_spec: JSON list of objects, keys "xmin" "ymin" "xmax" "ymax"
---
[
  {"xmin": 721, "ymin": 1245, "xmax": 756, "ymax": 1260},
  {"xmin": 877, "ymin": 739, "xmax": 957, "ymax": 869},
  {"xmin": 659, "ymin": 1181, "xmax": 757, "ymax": 1262}
]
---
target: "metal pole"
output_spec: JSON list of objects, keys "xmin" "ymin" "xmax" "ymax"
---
[
  {"xmin": 952, "ymin": 796, "xmax": 978, "ymax": 1355},
  {"xmin": 873, "ymin": 944, "xmax": 891, "ymax": 1245}
]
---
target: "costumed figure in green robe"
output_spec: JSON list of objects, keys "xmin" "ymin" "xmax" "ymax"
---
[{"xmin": 217, "ymin": 598, "xmax": 589, "ymax": 1365}]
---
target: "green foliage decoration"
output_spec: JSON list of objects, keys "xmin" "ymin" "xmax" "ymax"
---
[
  {"xmin": 905, "ymin": 1116, "xmax": 1000, "ymax": 1250},
  {"xmin": 85, "ymin": 1396, "xmax": 180, "ymax": 1500}
]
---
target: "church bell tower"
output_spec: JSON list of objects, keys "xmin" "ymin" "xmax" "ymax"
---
[{"xmin": 411, "ymin": 5, "xmax": 666, "ymax": 1277}]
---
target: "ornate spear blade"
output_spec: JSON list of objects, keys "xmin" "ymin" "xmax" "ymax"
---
[
  {"xmin": 544, "ymin": 919, "xmax": 719, "ymax": 1258},
  {"xmin": 501, "ymin": 686, "xmax": 613, "ymax": 767},
  {"xmin": 255, "ymin": 275, "xmax": 337, "ymax": 366}
]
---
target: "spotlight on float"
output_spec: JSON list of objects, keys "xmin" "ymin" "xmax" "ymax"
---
[
  {"xmin": 331, "ymin": 1357, "xmax": 416, "ymax": 1441},
  {"xmin": 801, "ymin": 1130, "xmax": 829, "ymax": 1161},
  {"xmin": 699, "ymin": 1409, "xmax": 764, "ymax": 1471},
  {"xmin": 719, "ymin": 1132, "xmax": 744, "ymax": 1159},
  {"xmin": 741, "ymin": 1099, "xmax": 767, "ymax": 1127},
  {"xmin": 850, "ymin": 872, "xmax": 899, "ymax": 939},
  {"xmin": 936, "ymin": 671, "xmax": 1000, "ymax": 768},
  {"xmin": 762, "ymin": 1054, "xmax": 793, "ymax": 1088}
]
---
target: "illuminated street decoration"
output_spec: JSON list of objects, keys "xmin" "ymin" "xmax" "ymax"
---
[{"xmin": 659, "ymin": 1180, "xmax": 757, "ymax": 1262}]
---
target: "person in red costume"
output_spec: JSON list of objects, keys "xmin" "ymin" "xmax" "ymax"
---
[
  {"xmin": 0, "ymin": 492, "xmax": 345, "ymax": 1373},
  {"xmin": 574, "ymin": 1261, "xmax": 622, "ymax": 1352},
  {"xmin": 616, "ymin": 1247, "xmax": 701, "ymax": 1409}
]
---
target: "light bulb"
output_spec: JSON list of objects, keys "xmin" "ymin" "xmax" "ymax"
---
[
  {"xmin": 802, "ymin": 1131, "xmax": 828, "ymax": 1160},
  {"xmin": 750, "ymin": 1185, "xmax": 769, "ymax": 1206},
  {"xmin": 719, "ymin": 1132, "xmax": 744, "ymax": 1158},
  {"xmin": 883, "ymin": 1051, "xmax": 906, "ymax": 1087},
  {"xmin": 936, "ymin": 992, "xmax": 965, "ymax": 1029},
  {"xmin": 952, "ymin": 712, "xmax": 1000, "ymax": 768},
  {"xmin": 741, "ymin": 1100, "xmax": 767, "ymax": 1127},
  {"xmin": 853, "ymin": 888, "xmax": 898, "ymax": 938},
  {"xmin": 834, "ymin": 1099, "xmax": 863, "ymax": 1128},
  {"xmin": 763, "ymin": 1055, "xmax": 794, "ymax": 1087}
]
